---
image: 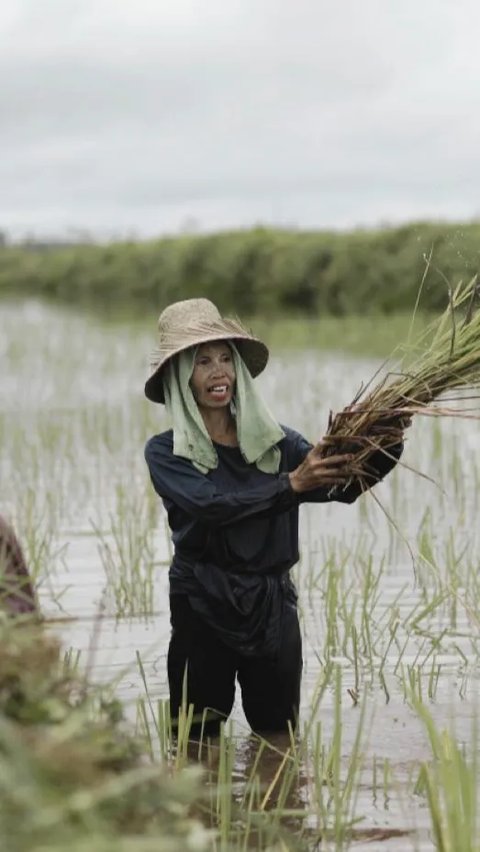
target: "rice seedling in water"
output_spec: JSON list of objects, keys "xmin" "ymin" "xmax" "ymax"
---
[
  {"xmin": 93, "ymin": 485, "xmax": 163, "ymax": 617},
  {"xmin": 413, "ymin": 696, "xmax": 479, "ymax": 852},
  {"xmin": 305, "ymin": 666, "xmax": 368, "ymax": 850},
  {"xmin": 134, "ymin": 662, "xmax": 373, "ymax": 850},
  {"xmin": 11, "ymin": 486, "xmax": 66, "ymax": 587}
]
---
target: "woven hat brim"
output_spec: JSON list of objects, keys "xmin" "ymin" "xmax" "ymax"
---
[{"xmin": 144, "ymin": 330, "xmax": 269, "ymax": 404}]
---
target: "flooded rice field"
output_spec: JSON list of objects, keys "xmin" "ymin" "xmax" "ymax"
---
[{"xmin": 2, "ymin": 299, "xmax": 480, "ymax": 850}]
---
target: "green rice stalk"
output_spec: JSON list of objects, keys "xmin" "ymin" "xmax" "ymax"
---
[
  {"xmin": 322, "ymin": 276, "xmax": 480, "ymax": 483},
  {"xmin": 412, "ymin": 696, "xmax": 479, "ymax": 852}
]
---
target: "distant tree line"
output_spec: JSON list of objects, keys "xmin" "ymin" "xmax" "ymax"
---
[{"xmin": 0, "ymin": 222, "xmax": 479, "ymax": 315}]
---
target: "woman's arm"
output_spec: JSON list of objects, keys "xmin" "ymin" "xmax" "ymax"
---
[
  {"xmin": 145, "ymin": 428, "xmax": 397, "ymax": 525},
  {"xmin": 299, "ymin": 442, "xmax": 403, "ymax": 504},
  {"xmin": 145, "ymin": 435, "xmax": 297, "ymax": 525},
  {"xmin": 284, "ymin": 427, "xmax": 403, "ymax": 505}
]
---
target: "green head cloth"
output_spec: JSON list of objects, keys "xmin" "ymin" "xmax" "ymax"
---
[{"xmin": 163, "ymin": 344, "xmax": 284, "ymax": 474}]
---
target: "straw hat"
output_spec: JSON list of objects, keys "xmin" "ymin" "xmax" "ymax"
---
[{"xmin": 144, "ymin": 298, "xmax": 269, "ymax": 403}]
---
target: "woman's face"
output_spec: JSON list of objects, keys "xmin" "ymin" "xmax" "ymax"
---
[{"xmin": 190, "ymin": 342, "xmax": 236, "ymax": 411}]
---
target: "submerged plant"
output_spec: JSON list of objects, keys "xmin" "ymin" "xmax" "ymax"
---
[{"xmin": 414, "ymin": 697, "xmax": 479, "ymax": 852}]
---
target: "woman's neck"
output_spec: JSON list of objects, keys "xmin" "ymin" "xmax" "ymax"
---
[{"xmin": 200, "ymin": 406, "xmax": 238, "ymax": 446}]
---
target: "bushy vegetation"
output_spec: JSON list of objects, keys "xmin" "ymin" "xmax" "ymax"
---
[
  {"xmin": 0, "ymin": 620, "xmax": 209, "ymax": 852},
  {"xmin": 1, "ymin": 221, "xmax": 479, "ymax": 315}
]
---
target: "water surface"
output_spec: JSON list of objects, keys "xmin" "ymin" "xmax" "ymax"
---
[{"xmin": 2, "ymin": 299, "xmax": 480, "ymax": 849}]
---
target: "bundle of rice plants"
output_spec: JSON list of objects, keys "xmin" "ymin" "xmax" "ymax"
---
[{"xmin": 321, "ymin": 275, "xmax": 480, "ymax": 484}]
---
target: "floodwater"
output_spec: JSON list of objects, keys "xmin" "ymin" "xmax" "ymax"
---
[{"xmin": 2, "ymin": 299, "xmax": 480, "ymax": 850}]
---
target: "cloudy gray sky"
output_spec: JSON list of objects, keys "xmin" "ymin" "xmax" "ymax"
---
[{"xmin": 1, "ymin": 0, "xmax": 480, "ymax": 239}]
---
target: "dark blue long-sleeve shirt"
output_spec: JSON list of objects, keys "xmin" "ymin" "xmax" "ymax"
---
[{"xmin": 145, "ymin": 425, "xmax": 401, "ymax": 655}]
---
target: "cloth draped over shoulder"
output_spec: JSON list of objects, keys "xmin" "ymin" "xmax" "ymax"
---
[{"xmin": 162, "ymin": 344, "xmax": 285, "ymax": 474}]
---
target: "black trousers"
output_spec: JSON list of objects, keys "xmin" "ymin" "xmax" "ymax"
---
[{"xmin": 168, "ymin": 594, "xmax": 303, "ymax": 737}]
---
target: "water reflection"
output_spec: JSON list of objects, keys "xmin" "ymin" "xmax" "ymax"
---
[
  {"xmin": 234, "ymin": 732, "xmax": 308, "ymax": 810},
  {"xmin": 187, "ymin": 731, "xmax": 313, "ymax": 846}
]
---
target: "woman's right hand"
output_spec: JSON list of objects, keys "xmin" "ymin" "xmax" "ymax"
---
[{"xmin": 288, "ymin": 443, "xmax": 354, "ymax": 494}]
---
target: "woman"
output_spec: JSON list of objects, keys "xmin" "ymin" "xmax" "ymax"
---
[{"xmin": 144, "ymin": 298, "xmax": 404, "ymax": 736}]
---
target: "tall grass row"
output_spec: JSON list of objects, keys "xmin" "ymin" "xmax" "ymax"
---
[{"xmin": 1, "ymin": 221, "xmax": 479, "ymax": 315}]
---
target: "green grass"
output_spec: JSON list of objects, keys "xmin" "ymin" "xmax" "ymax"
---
[
  {"xmin": 414, "ymin": 697, "xmax": 479, "ymax": 852},
  {"xmin": 251, "ymin": 311, "xmax": 433, "ymax": 358}
]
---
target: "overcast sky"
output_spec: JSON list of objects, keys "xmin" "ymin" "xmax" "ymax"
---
[{"xmin": 1, "ymin": 0, "xmax": 480, "ymax": 239}]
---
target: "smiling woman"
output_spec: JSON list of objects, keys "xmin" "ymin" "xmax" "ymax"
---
[
  {"xmin": 143, "ymin": 298, "xmax": 406, "ymax": 738},
  {"xmin": 192, "ymin": 344, "xmax": 234, "ymax": 403}
]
